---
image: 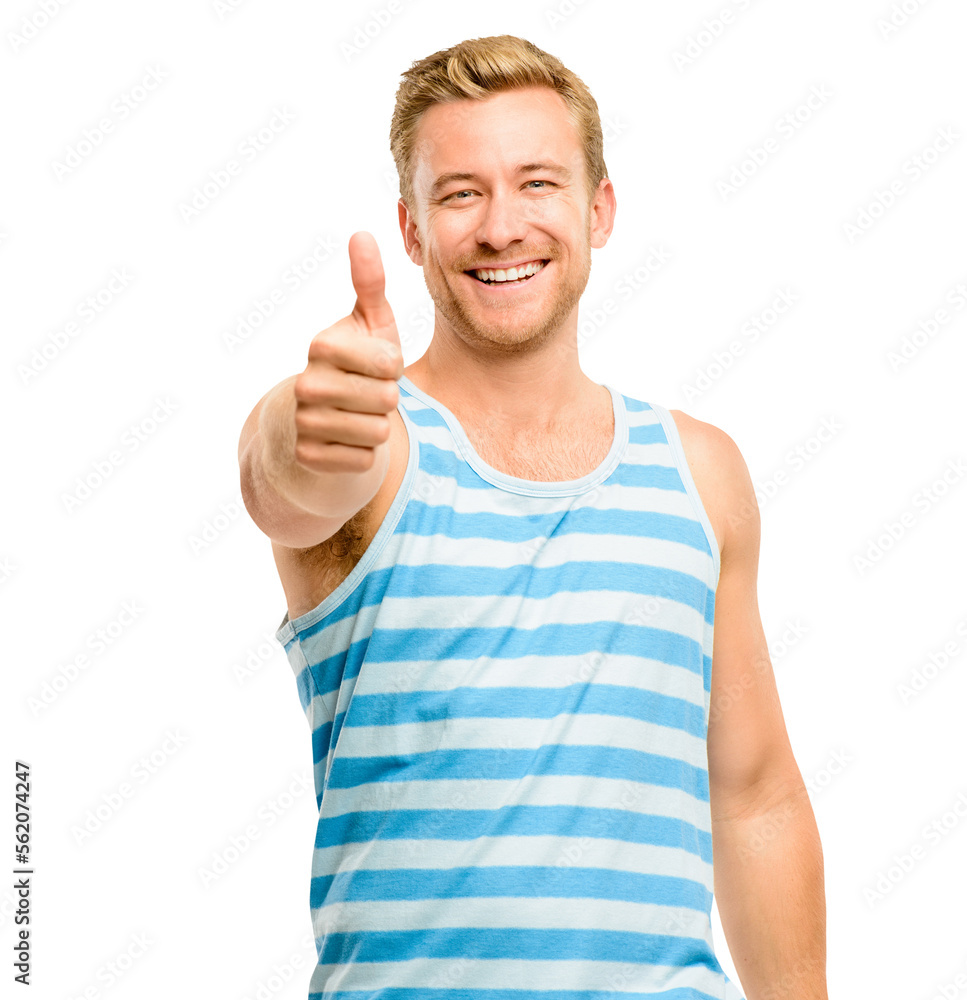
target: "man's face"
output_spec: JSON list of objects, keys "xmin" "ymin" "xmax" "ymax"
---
[{"xmin": 402, "ymin": 86, "xmax": 612, "ymax": 356}]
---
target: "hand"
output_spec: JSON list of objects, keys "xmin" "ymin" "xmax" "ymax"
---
[{"xmin": 292, "ymin": 232, "xmax": 404, "ymax": 474}]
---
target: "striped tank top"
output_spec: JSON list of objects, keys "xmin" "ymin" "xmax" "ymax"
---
[{"xmin": 275, "ymin": 374, "xmax": 744, "ymax": 999}]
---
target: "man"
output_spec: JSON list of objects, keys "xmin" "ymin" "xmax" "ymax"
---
[{"xmin": 238, "ymin": 34, "xmax": 827, "ymax": 1000}]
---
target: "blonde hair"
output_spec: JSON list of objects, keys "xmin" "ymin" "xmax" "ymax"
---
[{"xmin": 389, "ymin": 34, "xmax": 608, "ymax": 211}]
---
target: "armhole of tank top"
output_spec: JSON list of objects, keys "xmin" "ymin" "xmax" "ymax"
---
[
  {"xmin": 288, "ymin": 632, "xmax": 331, "ymax": 721},
  {"xmin": 649, "ymin": 402, "xmax": 721, "ymax": 592}
]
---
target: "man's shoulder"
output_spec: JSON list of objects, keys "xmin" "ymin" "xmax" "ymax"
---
[
  {"xmin": 665, "ymin": 408, "xmax": 758, "ymax": 564},
  {"xmin": 666, "ymin": 408, "xmax": 744, "ymax": 471}
]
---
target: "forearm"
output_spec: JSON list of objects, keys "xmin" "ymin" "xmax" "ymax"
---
[{"xmin": 711, "ymin": 783, "xmax": 828, "ymax": 1000}]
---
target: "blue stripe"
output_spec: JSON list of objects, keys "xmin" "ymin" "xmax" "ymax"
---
[
  {"xmin": 311, "ymin": 718, "xmax": 332, "ymax": 766},
  {"xmin": 297, "ymin": 557, "xmax": 713, "ymax": 640},
  {"xmin": 310, "ymin": 864, "xmax": 712, "ymax": 910},
  {"xmin": 316, "ymin": 925, "xmax": 716, "ymax": 967},
  {"xmin": 394, "ymin": 497, "xmax": 711, "ymax": 548},
  {"xmin": 628, "ymin": 420, "xmax": 670, "ymax": 445},
  {"xmin": 293, "ymin": 662, "xmax": 314, "ymax": 711},
  {"xmin": 344, "ymin": 682, "xmax": 705, "ymax": 738},
  {"xmin": 326, "ymin": 744, "xmax": 710, "ymax": 800},
  {"xmin": 305, "ymin": 619, "xmax": 706, "ymax": 704},
  {"xmin": 315, "ymin": 804, "xmax": 712, "ymax": 862},
  {"xmin": 383, "ymin": 559, "xmax": 709, "ymax": 605}
]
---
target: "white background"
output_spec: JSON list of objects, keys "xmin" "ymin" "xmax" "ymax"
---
[{"xmin": 4, "ymin": 1, "xmax": 967, "ymax": 997}]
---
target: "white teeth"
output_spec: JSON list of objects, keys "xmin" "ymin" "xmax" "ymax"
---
[{"xmin": 473, "ymin": 260, "xmax": 545, "ymax": 283}]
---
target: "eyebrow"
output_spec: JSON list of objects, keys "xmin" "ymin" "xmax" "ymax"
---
[{"xmin": 429, "ymin": 161, "xmax": 572, "ymax": 198}]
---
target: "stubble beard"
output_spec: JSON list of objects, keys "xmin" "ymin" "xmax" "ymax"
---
[{"xmin": 423, "ymin": 229, "xmax": 592, "ymax": 357}]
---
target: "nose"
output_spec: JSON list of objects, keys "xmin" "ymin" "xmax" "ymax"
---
[{"xmin": 474, "ymin": 186, "xmax": 528, "ymax": 252}]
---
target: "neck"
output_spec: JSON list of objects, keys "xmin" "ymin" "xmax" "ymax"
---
[{"xmin": 404, "ymin": 324, "xmax": 600, "ymax": 433}]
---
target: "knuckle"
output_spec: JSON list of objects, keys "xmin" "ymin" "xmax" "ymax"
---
[
  {"xmin": 297, "ymin": 369, "xmax": 336, "ymax": 404},
  {"xmin": 293, "ymin": 405, "xmax": 317, "ymax": 434},
  {"xmin": 380, "ymin": 382, "xmax": 399, "ymax": 411},
  {"xmin": 293, "ymin": 440, "xmax": 317, "ymax": 468},
  {"xmin": 374, "ymin": 343, "xmax": 400, "ymax": 372},
  {"xmin": 374, "ymin": 415, "xmax": 391, "ymax": 442},
  {"xmin": 295, "ymin": 372, "xmax": 323, "ymax": 403},
  {"xmin": 308, "ymin": 330, "xmax": 339, "ymax": 363}
]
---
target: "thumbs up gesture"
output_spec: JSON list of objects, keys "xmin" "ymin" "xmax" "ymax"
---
[{"xmin": 293, "ymin": 232, "xmax": 404, "ymax": 474}]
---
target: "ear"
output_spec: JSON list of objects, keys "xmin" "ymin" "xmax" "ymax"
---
[
  {"xmin": 398, "ymin": 198, "xmax": 424, "ymax": 266},
  {"xmin": 588, "ymin": 177, "xmax": 617, "ymax": 249}
]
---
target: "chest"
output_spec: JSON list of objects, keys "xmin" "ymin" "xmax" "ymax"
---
[{"xmin": 463, "ymin": 418, "xmax": 614, "ymax": 482}]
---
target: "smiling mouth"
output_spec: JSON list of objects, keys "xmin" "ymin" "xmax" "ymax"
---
[{"xmin": 465, "ymin": 259, "xmax": 549, "ymax": 285}]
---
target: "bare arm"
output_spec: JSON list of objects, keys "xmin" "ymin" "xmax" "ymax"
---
[
  {"xmin": 695, "ymin": 419, "xmax": 828, "ymax": 1000},
  {"xmin": 237, "ymin": 231, "xmax": 403, "ymax": 549}
]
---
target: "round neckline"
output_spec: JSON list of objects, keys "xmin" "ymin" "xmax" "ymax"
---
[{"xmin": 397, "ymin": 374, "xmax": 628, "ymax": 497}]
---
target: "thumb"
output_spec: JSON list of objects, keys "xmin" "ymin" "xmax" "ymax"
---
[{"xmin": 349, "ymin": 231, "xmax": 401, "ymax": 350}]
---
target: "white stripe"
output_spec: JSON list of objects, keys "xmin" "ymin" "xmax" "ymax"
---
[
  {"xmin": 332, "ymin": 711, "xmax": 710, "ymax": 772},
  {"xmin": 309, "ymin": 834, "xmax": 713, "ymax": 891},
  {"xmin": 323, "ymin": 647, "xmax": 708, "ymax": 732},
  {"xmin": 381, "ymin": 523, "xmax": 713, "ymax": 589},
  {"xmin": 370, "ymin": 585, "xmax": 707, "ymax": 638},
  {"xmin": 308, "ymin": 956, "xmax": 730, "ymax": 995},
  {"xmin": 311, "ymin": 896, "xmax": 713, "ymax": 936},
  {"xmin": 364, "ymin": 648, "xmax": 706, "ymax": 706}
]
